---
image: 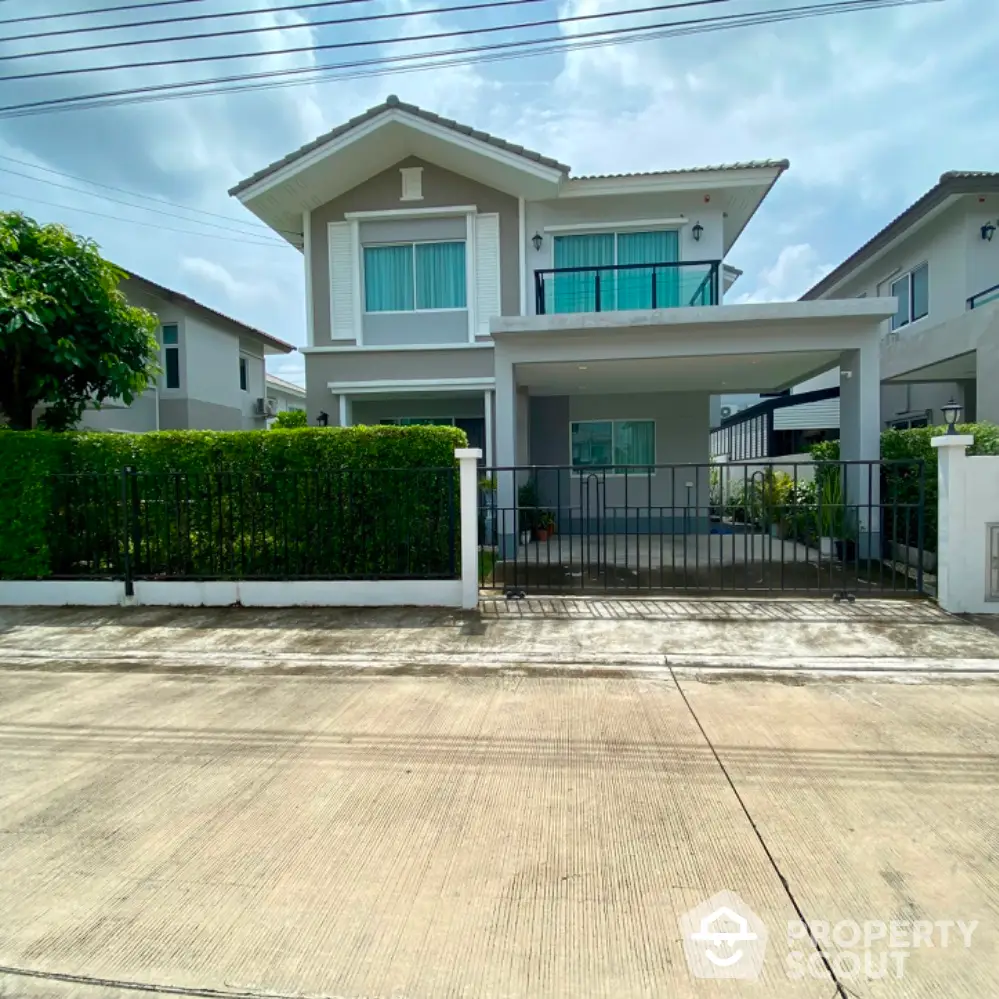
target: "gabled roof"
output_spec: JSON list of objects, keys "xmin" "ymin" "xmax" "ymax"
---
[
  {"xmin": 229, "ymin": 95, "xmax": 569, "ymax": 198},
  {"xmin": 266, "ymin": 373, "xmax": 306, "ymax": 396},
  {"xmin": 802, "ymin": 171, "xmax": 999, "ymax": 300},
  {"xmin": 574, "ymin": 159, "xmax": 789, "ymax": 181},
  {"xmin": 123, "ymin": 270, "xmax": 295, "ymax": 355}
]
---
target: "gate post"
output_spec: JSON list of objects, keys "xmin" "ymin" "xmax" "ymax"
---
[
  {"xmin": 932, "ymin": 433, "xmax": 973, "ymax": 613},
  {"xmin": 456, "ymin": 448, "xmax": 483, "ymax": 610}
]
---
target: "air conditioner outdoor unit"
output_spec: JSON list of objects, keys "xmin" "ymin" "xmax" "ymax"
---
[
  {"xmin": 265, "ymin": 398, "xmax": 279, "ymax": 417},
  {"xmin": 253, "ymin": 397, "xmax": 267, "ymax": 416}
]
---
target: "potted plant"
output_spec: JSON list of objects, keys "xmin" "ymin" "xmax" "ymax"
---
[
  {"xmin": 534, "ymin": 510, "xmax": 556, "ymax": 543},
  {"xmin": 518, "ymin": 479, "xmax": 540, "ymax": 544},
  {"xmin": 814, "ymin": 469, "xmax": 845, "ymax": 557}
]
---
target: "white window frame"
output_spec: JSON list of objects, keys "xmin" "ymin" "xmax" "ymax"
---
[
  {"xmin": 379, "ymin": 416, "xmax": 457, "ymax": 426},
  {"xmin": 361, "ymin": 238, "xmax": 468, "ymax": 315},
  {"xmin": 552, "ymin": 228, "xmax": 682, "ymax": 269},
  {"xmin": 161, "ymin": 322, "xmax": 182, "ymax": 392},
  {"xmin": 890, "ymin": 262, "xmax": 929, "ymax": 330},
  {"xmin": 568, "ymin": 418, "xmax": 657, "ymax": 474}
]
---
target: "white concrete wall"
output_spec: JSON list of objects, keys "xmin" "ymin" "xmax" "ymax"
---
[
  {"xmin": 934, "ymin": 436, "xmax": 999, "ymax": 614},
  {"xmin": 239, "ymin": 338, "xmax": 267, "ymax": 429}
]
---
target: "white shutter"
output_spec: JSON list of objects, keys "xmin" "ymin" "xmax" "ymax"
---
[
  {"xmin": 475, "ymin": 213, "xmax": 501, "ymax": 336},
  {"xmin": 328, "ymin": 221, "xmax": 357, "ymax": 341}
]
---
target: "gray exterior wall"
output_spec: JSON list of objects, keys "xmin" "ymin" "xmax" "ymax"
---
[
  {"xmin": 159, "ymin": 398, "xmax": 244, "ymax": 431},
  {"xmin": 304, "ymin": 347, "xmax": 494, "ymax": 424},
  {"xmin": 351, "ymin": 395, "xmax": 485, "ymax": 424},
  {"xmin": 309, "ymin": 156, "xmax": 520, "ymax": 346},
  {"xmin": 363, "ymin": 311, "xmax": 468, "ymax": 346},
  {"xmin": 527, "ymin": 391, "xmax": 710, "ymax": 521}
]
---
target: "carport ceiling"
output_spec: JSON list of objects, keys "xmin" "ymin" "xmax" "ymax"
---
[
  {"xmin": 884, "ymin": 351, "xmax": 976, "ymax": 383},
  {"xmin": 516, "ymin": 351, "xmax": 842, "ymax": 395}
]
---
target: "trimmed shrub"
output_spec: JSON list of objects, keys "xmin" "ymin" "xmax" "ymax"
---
[{"xmin": 0, "ymin": 425, "xmax": 466, "ymax": 579}]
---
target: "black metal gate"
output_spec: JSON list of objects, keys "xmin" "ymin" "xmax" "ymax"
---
[{"xmin": 478, "ymin": 460, "xmax": 927, "ymax": 597}]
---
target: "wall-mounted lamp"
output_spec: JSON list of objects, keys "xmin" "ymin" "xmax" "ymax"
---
[
  {"xmin": 982, "ymin": 222, "xmax": 997, "ymax": 242},
  {"xmin": 942, "ymin": 399, "xmax": 962, "ymax": 435},
  {"xmin": 531, "ymin": 231, "xmax": 543, "ymax": 252},
  {"xmin": 316, "ymin": 411, "xmax": 329, "ymax": 426},
  {"xmin": 692, "ymin": 221, "xmax": 704, "ymax": 242}
]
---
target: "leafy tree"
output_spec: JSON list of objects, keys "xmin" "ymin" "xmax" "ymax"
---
[
  {"xmin": 0, "ymin": 211, "xmax": 159, "ymax": 430},
  {"xmin": 272, "ymin": 408, "xmax": 308, "ymax": 428}
]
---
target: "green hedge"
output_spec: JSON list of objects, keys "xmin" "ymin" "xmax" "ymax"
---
[
  {"xmin": 810, "ymin": 422, "xmax": 999, "ymax": 551},
  {"xmin": 0, "ymin": 426, "xmax": 466, "ymax": 580}
]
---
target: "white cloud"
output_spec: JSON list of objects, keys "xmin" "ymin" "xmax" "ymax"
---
[{"xmin": 732, "ymin": 244, "xmax": 832, "ymax": 304}]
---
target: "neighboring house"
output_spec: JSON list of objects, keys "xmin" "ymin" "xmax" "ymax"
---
[
  {"xmin": 78, "ymin": 271, "xmax": 295, "ymax": 432},
  {"xmin": 265, "ymin": 374, "xmax": 307, "ymax": 425},
  {"xmin": 230, "ymin": 95, "xmax": 893, "ymax": 545},
  {"xmin": 712, "ymin": 171, "xmax": 999, "ymax": 459}
]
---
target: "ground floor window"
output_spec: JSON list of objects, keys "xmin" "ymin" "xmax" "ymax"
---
[
  {"xmin": 570, "ymin": 419, "xmax": 655, "ymax": 469},
  {"xmin": 379, "ymin": 417, "xmax": 455, "ymax": 426}
]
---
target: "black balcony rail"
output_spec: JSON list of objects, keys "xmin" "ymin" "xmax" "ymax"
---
[
  {"xmin": 968, "ymin": 281, "xmax": 999, "ymax": 310},
  {"xmin": 477, "ymin": 460, "xmax": 927, "ymax": 596},
  {"xmin": 534, "ymin": 259, "xmax": 721, "ymax": 316},
  {"xmin": 42, "ymin": 467, "xmax": 459, "ymax": 586}
]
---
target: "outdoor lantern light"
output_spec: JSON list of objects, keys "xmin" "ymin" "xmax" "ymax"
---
[
  {"xmin": 982, "ymin": 222, "xmax": 997, "ymax": 242},
  {"xmin": 942, "ymin": 399, "xmax": 962, "ymax": 434},
  {"xmin": 317, "ymin": 411, "xmax": 329, "ymax": 426},
  {"xmin": 531, "ymin": 231, "xmax": 543, "ymax": 251},
  {"xmin": 692, "ymin": 221, "xmax": 704, "ymax": 242}
]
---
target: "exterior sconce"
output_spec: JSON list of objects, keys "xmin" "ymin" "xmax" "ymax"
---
[
  {"xmin": 942, "ymin": 399, "xmax": 962, "ymax": 434},
  {"xmin": 982, "ymin": 222, "xmax": 996, "ymax": 242},
  {"xmin": 531, "ymin": 231, "xmax": 543, "ymax": 252},
  {"xmin": 692, "ymin": 222, "xmax": 704, "ymax": 242}
]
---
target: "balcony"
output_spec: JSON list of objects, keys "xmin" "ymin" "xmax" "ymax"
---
[
  {"xmin": 534, "ymin": 259, "xmax": 721, "ymax": 316},
  {"xmin": 968, "ymin": 282, "xmax": 999, "ymax": 310}
]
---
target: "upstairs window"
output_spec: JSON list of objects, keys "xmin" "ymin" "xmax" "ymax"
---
[
  {"xmin": 162, "ymin": 324, "xmax": 180, "ymax": 389},
  {"xmin": 363, "ymin": 240, "xmax": 466, "ymax": 312},
  {"xmin": 890, "ymin": 263, "xmax": 929, "ymax": 330},
  {"xmin": 239, "ymin": 356, "xmax": 248, "ymax": 392}
]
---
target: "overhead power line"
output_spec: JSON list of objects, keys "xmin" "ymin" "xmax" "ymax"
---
[
  {"xmin": 3, "ymin": 0, "xmax": 560, "ymax": 61},
  {"xmin": 0, "ymin": 163, "xmax": 288, "ymax": 242},
  {"xmin": 0, "ymin": 0, "xmax": 943, "ymax": 119},
  {"xmin": 0, "ymin": 189, "xmax": 292, "ymax": 248},
  {"xmin": 5, "ymin": 0, "xmax": 374, "ymax": 40},
  {"xmin": 0, "ymin": 0, "xmax": 736, "ymax": 82},
  {"xmin": 0, "ymin": 0, "xmax": 205, "ymax": 27},
  {"xmin": 0, "ymin": 153, "xmax": 296, "ymax": 236}
]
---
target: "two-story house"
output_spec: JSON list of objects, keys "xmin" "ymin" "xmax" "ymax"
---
[
  {"xmin": 231, "ymin": 96, "xmax": 896, "ymax": 551},
  {"xmin": 800, "ymin": 171, "xmax": 999, "ymax": 429},
  {"xmin": 77, "ymin": 271, "xmax": 296, "ymax": 432}
]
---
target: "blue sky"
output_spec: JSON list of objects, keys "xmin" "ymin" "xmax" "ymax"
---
[{"xmin": 0, "ymin": 0, "xmax": 995, "ymax": 385}]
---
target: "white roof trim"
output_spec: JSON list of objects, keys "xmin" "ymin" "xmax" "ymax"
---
[
  {"xmin": 235, "ymin": 109, "xmax": 564, "ymax": 204},
  {"xmin": 543, "ymin": 217, "xmax": 688, "ymax": 234},
  {"xmin": 557, "ymin": 166, "xmax": 784, "ymax": 199},
  {"xmin": 345, "ymin": 205, "xmax": 477, "ymax": 220},
  {"xmin": 328, "ymin": 376, "xmax": 495, "ymax": 395}
]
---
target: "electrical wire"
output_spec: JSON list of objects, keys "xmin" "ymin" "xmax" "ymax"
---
[
  {"xmin": 0, "ymin": 0, "xmax": 942, "ymax": 118},
  {"xmin": 0, "ymin": 1, "xmax": 206, "ymax": 28},
  {"xmin": 5, "ymin": 0, "xmax": 375, "ymax": 40},
  {"xmin": 0, "ymin": 153, "xmax": 296, "ymax": 236},
  {"xmin": 0, "ymin": 0, "xmax": 740, "ymax": 83},
  {"xmin": 3, "ymin": 0, "xmax": 567, "ymax": 61},
  {"xmin": 0, "ymin": 189, "xmax": 294, "ymax": 247},
  {"xmin": 0, "ymin": 163, "xmax": 288, "ymax": 241}
]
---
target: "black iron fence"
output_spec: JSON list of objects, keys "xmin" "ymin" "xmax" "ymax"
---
[
  {"xmin": 45, "ymin": 467, "xmax": 458, "ymax": 585},
  {"xmin": 478, "ymin": 460, "xmax": 927, "ymax": 596},
  {"xmin": 534, "ymin": 259, "xmax": 721, "ymax": 315}
]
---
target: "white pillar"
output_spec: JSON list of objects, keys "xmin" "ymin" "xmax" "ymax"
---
[
  {"xmin": 484, "ymin": 389, "xmax": 494, "ymax": 468},
  {"xmin": 839, "ymin": 341, "xmax": 881, "ymax": 556},
  {"xmin": 338, "ymin": 393, "xmax": 351, "ymax": 427},
  {"xmin": 494, "ymin": 352, "xmax": 517, "ymax": 556},
  {"xmin": 456, "ymin": 447, "xmax": 483, "ymax": 610},
  {"xmin": 932, "ymin": 433, "xmax": 974, "ymax": 613}
]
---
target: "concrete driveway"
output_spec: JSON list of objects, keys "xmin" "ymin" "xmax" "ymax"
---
[{"xmin": 0, "ymin": 602, "xmax": 997, "ymax": 998}]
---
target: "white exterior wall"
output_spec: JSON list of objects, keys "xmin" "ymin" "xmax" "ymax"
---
[
  {"xmin": 522, "ymin": 196, "xmax": 725, "ymax": 316},
  {"xmin": 239, "ymin": 338, "xmax": 267, "ymax": 429}
]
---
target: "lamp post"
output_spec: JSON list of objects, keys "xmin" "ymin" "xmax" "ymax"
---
[{"xmin": 942, "ymin": 399, "xmax": 962, "ymax": 435}]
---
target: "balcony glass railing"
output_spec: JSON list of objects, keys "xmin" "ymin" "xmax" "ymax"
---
[
  {"xmin": 968, "ymin": 282, "xmax": 999, "ymax": 310},
  {"xmin": 534, "ymin": 259, "xmax": 721, "ymax": 316}
]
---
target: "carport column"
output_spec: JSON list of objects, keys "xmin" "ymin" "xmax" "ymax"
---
[
  {"xmin": 932, "ymin": 434, "xmax": 973, "ymax": 613},
  {"xmin": 456, "ymin": 448, "xmax": 483, "ymax": 610},
  {"xmin": 494, "ymin": 349, "xmax": 518, "ymax": 558},
  {"xmin": 839, "ymin": 340, "xmax": 881, "ymax": 557},
  {"xmin": 338, "ymin": 394, "xmax": 351, "ymax": 427}
]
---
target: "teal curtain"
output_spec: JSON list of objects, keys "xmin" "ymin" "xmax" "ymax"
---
[
  {"xmin": 415, "ymin": 241, "xmax": 466, "ymax": 309},
  {"xmin": 614, "ymin": 421, "xmax": 655, "ymax": 467},
  {"xmin": 553, "ymin": 234, "xmax": 614, "ymax": 313},
  {"xmin": 617, "ymin": 230, "xmax": 679, "ymax": 309},
  {"xmin": 364, "ymin": 245, "xmax": 413, "ymax": 312}
]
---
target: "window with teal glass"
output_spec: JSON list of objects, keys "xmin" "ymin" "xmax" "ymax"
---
[
  {"xmin": 553, "ymin": 234, "xmax": 614, "ymax": 313},
  {"xmin": 364, "ymin": 240, "xmax": 465, "ymax": 312},
  {"xmin": 571, "ymin": 419, "xmax": 655, "ymax": 469},
  {"xmin": 617, "ymin": 231, "xmax": 679, "ymax": 309}
]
